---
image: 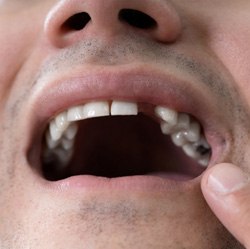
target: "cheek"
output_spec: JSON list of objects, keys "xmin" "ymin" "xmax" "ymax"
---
[
  {"xmin": 0, "ymin": 18, "xmax": 29, "ymax": 103},
  {"xmin": 0, "ymin": 3, "xmax": 47, "ymax": 104},
  {"xmin": 208, "ymin": 15, "xmax": 250, "ymax": 109}
]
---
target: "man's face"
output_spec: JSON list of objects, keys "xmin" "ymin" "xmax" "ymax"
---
[{"xmin": 0, "ymin": 0, "xmax": 250, "ymax": 248}]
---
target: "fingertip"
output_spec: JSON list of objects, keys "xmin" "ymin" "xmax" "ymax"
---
[
  {"xmin": 201, "ymin": 163, "xmax": 250, "ymax": 248},
  {"xmin": 201, "ymin": 163, "xmax": 247, "ymax": 196}
]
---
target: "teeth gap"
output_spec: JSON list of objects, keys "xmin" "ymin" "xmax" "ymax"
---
[{"xmin": 42, "ymin": 101, "xmax": 211, "ymax": 179}]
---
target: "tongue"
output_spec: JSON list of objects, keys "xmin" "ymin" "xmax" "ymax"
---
[{"xmin": 66, "ymin": 114, "xmax": 203, "ymax": 179}]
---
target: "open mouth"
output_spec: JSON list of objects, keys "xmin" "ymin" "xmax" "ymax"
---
[{"xmin": 40, "ymin": 100, "xmax": 211, "ymax": 181}]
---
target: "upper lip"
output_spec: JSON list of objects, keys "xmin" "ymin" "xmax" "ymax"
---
[{"xmin": 27, "ymin": 63, "xmax": 229, "ymax": 170}]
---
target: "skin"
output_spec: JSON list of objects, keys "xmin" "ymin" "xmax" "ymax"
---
[{"xmin": 0, "ymin": 0, "xmax": 250, "ymax": 248}]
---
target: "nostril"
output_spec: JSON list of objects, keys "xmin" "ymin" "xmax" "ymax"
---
[
  {"xmin": 62, "ymin": 12, "xmax": 91, "ymax": 31},
  {"xmin": 119, "ymin": 9, "xmax": 157, "ymax": 29}
]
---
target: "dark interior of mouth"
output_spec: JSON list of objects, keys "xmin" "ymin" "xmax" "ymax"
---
[{"xmin": 42, "ymin": 114, "xmax": 205, "ymax": 181}]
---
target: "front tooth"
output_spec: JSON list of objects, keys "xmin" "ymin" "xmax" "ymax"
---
[
  {"xmin": 49, "ymin": 120, "xmax": 63, "ymax": 141},
  {"xmin": 67, "ymin": 106, "xmax": 85, "ymax": 122},
  {"xmin": 171, "ymin": 131, "xmax": 187, "ymax": 147},
  {"xmin": 111, "ymin": 101, "xmax": 138, "ymax": 116},
  {"xmin": 82, "ymin": 101, "xmax": 109, "ymax": 118},
  {"xmin": 185, "ymin": 122, "xmax": 201, "ymax": 142},
  {"xmin": 155, "ymin": 106, "xmax": 178, "ymax": 126}
]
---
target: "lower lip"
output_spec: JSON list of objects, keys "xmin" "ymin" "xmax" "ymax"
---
[{"xmin": 45, "ymin": 173, "xmax": 197, "ymax": 193}]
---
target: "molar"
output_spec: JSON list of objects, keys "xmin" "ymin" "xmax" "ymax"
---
[
  {"xmin": 155, "ymin": 105, "xmax": 210, "ymax": 166},
  {"xmin": 53, "ymin": 147, "xmax": 74, "ymax": 168},
  {"xmin": 49, "ymin": 120, "xmax": 64, "ymax": 141},
  {"xmin": 198, "ymin": 154, "xmax": 210, "ymax": 167},
  {"xmin": 64, "ymin": 123, "xmax": 78, "ymax": 140},
  {"xmin": 62, "ymin": 137, "xmax": 75, "ymax": 150},
  {"xmin": 46, "ymin": 130, "xmax": 60, "ymax": 149},
  {"xmin": 171, "ymin": 131, "xmax": 188, "ymax": 147},
  {"xmin": 182, "ymin": 143, "xmax": 201, "ymax": 159},
  {"xmin": 176, "ymin": 113, "xmax": 190, "ymax": 131},
  {"xmin": 185, "ymin": 122, "xmax": 201, "ymax": 142}
]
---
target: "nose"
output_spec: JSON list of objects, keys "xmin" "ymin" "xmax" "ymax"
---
[{"xmin": 44, "ymin": 0, "xmax": 182, "ymax": 48}]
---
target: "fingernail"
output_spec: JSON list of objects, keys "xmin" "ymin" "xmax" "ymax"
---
[{"xmin": 207, "ymin": 164, "xmax": 248, "ymax": 195}]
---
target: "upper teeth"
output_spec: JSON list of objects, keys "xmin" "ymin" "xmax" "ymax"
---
[
  {"xmin": 43, "ymin": 100, "xmax": 211, "ymax": 168},
  {"xmin": 111, "ymin": 101, "xmax": 138, "ymax": 115}
]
